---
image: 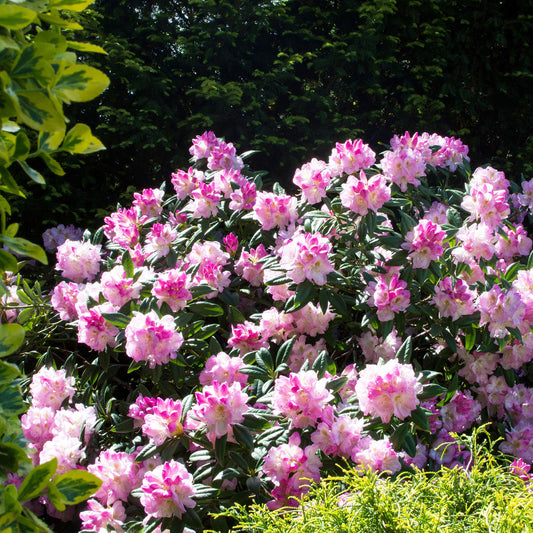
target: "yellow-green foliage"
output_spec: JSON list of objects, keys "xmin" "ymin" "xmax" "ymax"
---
[{"xmin": 223, "ymin": 440, "xmax": 533, "ymax": 533}]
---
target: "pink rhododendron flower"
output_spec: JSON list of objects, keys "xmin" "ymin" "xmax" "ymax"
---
[
  {"xmin": 207, "ymin": 140, "xmax": 243, "ymax": 171},
  {"xmin": 229, "ymin": 180, "xmax": 257, "ymax": 211},
  {"xmin": 132, "ymin": 188, "xmax": 165, "ymax": 219},
  {"xmin": 494, "ymin": 224, "xmax": 532, "ymax": 259},
  {"xmin": 461, "ymin": 181, "xmax": 510, "ymax": 228},
  {"xmin": 193, "ymin": 381, "xmax": 249, "ymax": 441},
  {"xmin": 56, "ymin": 240, "xmax": 102, "ymax": 282},
  {"xmin": 171, "ymin": 167, "xmax": 204, "ymax": 199},
  {"xmin": 452, "ymin": 222, "xmax": 496, "ymax": 263},
  {"xmin": 259, "ymin": 308, "xmax": 296, "ymax": 343},
  {"xmin": 340, "ymin": 171, "xmax": 391, "ymax": 215},
  {"xmin": 125, "ymin": 311, "xmax": 184, "ymax": 368},
  {"xmin": 355, "ymin": 360, "xmax": 422, "ymax": 423},
  {"xmin": 423, "ymin": 201, "xmax": 449, "ymax": 224},
  {"xmin": 39, "ymin": 434, "xmax": 85, "ymax": 475},
  {"xmin": 188, "ymin": 180, "xmax": 221, "ymax": 218},
  {"xmin": 103, "ymin": 207, "xmax": 140, "ymax": 248},
  {"xmin": 80, "ymin": 499, "xmax": 126, "ymax": 533},
  {"xmin": 367, "ymin": 273, "xmax": 411, "ymax": 322},
  {"xmin": 21, "ymin": 405, "xmax": 55, "ymax": 453},
  {"xmin": 432, "ymin": 277, "xmax": 476, "ymax": 321},
  {"xmin": 402, "ymin": 219, "xmax": 446, "ymax": 269},
  {"xmin": 144, "ymin": 223, "xmax": 178, "ymax": 258},
  {"xmin": 199, "ymin": 352, "xmax": 247, "ymax": 387},
  {"xmin": 100, "ymin": 265, "xmax": 143, "ymax": 308},
  {"xmin": 142, "ymin": 398, "xmax": 183, "ymax": 445},
  {"xmin": 292, "ymin": 302, "xmax": 336, "ymax": 337},
  {"xmin": 354, "ymin": 437, "xmax": 401, "ymax": 474},
  {"xmin": 272, "ymin": 369, "xmax": 334, "ymax": 428},
  {"xmin": 440, "ymin": 391, "xmax": 481, "ymax": 432},
  {"xmin": 253, "ymin": 191, "xmax": 298, "ymax": 230},
  {"xmin": 78, "ymin": 303, "xmax": 120, "ymax": 352},
  {"xmin": 477, "ymin": 285, "xmax": 526, "ymax": 338},
  {"xmin": 278, "ymin": 231, "xmax": 334, "ymax": 285},
  {"xmin": 263, "ymin": 432, "xmax": 322, "ymax": 509},
  {"xmin": 293, "ymin": 158, "xmax": 331, "ymax": 204},
  {"xmin": 189, "ymin": 130, "xmax": 219, "ymax": 160},
  {"xmin": 88, "ymin": 450, "xmax": 141, "ymax": 505},
  {"xmin": 51, "ymin": 404, "xmax": 97, "ymax": 445},
  {"xmin": 140, "ymin": 460, "xmax": 196, "ymax": 519},
  {"xmin": 328, "ymin": 139, "xmax": 376, "ymax": 176},
  {"xmin": 50, "ymin": 281, "xmax": 81, "ymax": 321},
  {"xmin": 151, "ymin": 268, "xmax": 191, "ymax": 312},
  {"xmin": 227, "ymin": 321, "xmax": 268, "ymax": 354},
  {"xmin": 186, "ymin": 240, "xmax": 229, "ymax": 267},
  {"xmin": 223, "ymin": 233, "xmax": 239, "ymax": 255},
  {"xmin": 380, "ymin": 146, "xmax": 426, "ymax": 191},
  {"xmin": 29, "ymin": 366, "xmax": 76, "ymax": 410},
  {"xmin": 235, "ymin": 244, "xmax": 267, "ymax": 286},
  {"xmin": 128, "ymin": 395, "xmax": 159, "ymax": 427},
  {"xmin": 287, "ymin": 335, "xmax": 326, "ymax": 372},
  {"xmin": 358, "ymin": 328, "xmax": 402, "ymax": 363}
]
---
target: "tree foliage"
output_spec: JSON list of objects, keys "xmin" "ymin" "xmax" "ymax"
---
[{"xmin": 20, "ymin": 0, "xmax": 533, "ymax": 237}]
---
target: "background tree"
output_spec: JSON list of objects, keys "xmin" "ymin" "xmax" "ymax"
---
[{"xmin": 18, "ymin": 0, "xmax": 533, "ymax": 240}]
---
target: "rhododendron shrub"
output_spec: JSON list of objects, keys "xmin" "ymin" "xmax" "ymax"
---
[{"xmin": 15, "ymin": 129, "xmax": 533, "ymax": 531}]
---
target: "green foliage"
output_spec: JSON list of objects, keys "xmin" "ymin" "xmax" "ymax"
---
[
  {"xmin": 30, "ymin": 0, "xmax": 533, "ymax": 239},
  {"xmin": 225, "ymin": 435, "xmax": 533, "ymax": 533}
]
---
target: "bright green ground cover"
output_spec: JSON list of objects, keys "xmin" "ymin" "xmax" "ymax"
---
[{"xmin": 224, "ymin": 436, "xmax": 533, "ymax": 533}]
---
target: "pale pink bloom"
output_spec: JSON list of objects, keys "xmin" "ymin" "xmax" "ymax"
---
[
  {"xmin": 495, "ymin": 224, "xmax": 532, "ymax": 260},
  {"xmin": 340, "ymin": 171, "xmax": 391, "ymax": 215},
  {"xmin": 501, "ymin": 333, "xmax": 533, "ymax": 370},
  {"xmin": 199, "ymin": 352, "xmax": 247, "ymax": 387},
  {"xmin": 338, "ymin": 364, "xmax": 359, "ymax": 400},
  {"xmin": 367, "ymin": 273, "xmax": 410, "ymax": 322},
  {"xmin": 78, "ymin": 303, "xmax": 120, "ymax": 352},
  {"xmin": 207, "ymin": 140, "xmax": 243, "ymax": 171},
  {"xmin": 142, "ymin": 398, "xmax": 183, "ymax": 445},
  {"xmin": 56, "ymin": 240, "xmax": 101, "ymax": 283},
  {"xmin": 423, "ymin": 201, "xmax": 449, "ymax": 224},
  {"xmin": 503, "ymin": 384, "xmax": 533, "ymax": 423},
  {"xmin": 128, "ymin": 243, "xmax": 150, "ymax": 267},
  {"xmin": 452, "ymin": 223, "xmax": 496, "ymax": 263},
  {"xmin": 145, "ymin": 223, "xmax": 178, "ymax": 258},
  {"xmin": 101, "ymin": 265, "xmax": 143, "ymax": 307},
  {"xmin": 188, "ymin": 181, "xmax": 221, "ymax": 218},
  {"xmin": 171, "ymin": 167, "xmax": 204, "ymax": 200},
  {"xmin": 190, "ymin": 260, "xmax": 231, "ymax": 297},
  {"xmin": 287, "ymin": 335, "xmax": 326, "ymax": 372},
  {"xmin": 380, "ymin": 147, "xmax": 426, "ymax": 191},
  {"xmin": 88, "ymin": 450, "xmax": 141, "ymax": 505},
  {"xmin": 402, "ymin": 219, "xmax": 446, "ymax": 269},
  {"xmin": 259, "ymin": 308, "xmax": 296, "ymax": 343},
  {"xmin": 80, "ymin": 499, "xmax": 126, "ymax": 533},
  {"xmin": 432, "ymin": 277, "xmax": 476, "ymax": 321},
  {"xmin": 461, "ymin": 181, "xmax": 510, "ymax": 228},
  {"xmin": 440, "ymin": 391, "xmax": 481, "ymax": 433},
  {"xmin": 227, "ymin": 321, "xmax": 268, "ymax": 355},
  {"xmin": 263, "ymin": 432, "xmax": 322, "ymax": 509},
  {"xmin": 499, "ymin": 423, "xmax": 533, "ymax": 463},
  {"xmin": 354, "ymin": 437, "xmax": 401, "ymax": 473},
  {"xmin": 132, "ymin": 188, "xmax": 165, "ymax": 219},
  {"xmin": 193, "ymin": 381, "xmax": 249, "ymax": 441},
  {"xmin": 458, "ymin": 350, "xmax": 499, "ymax": 386},
  {"xmin": 272, "ymin": 369, "xmax": 334, "ymax": 428},
  {"xmin": 213, "ymin": 168, "xmax": 242, "ymax": 198},
  {"xmin": 103, "ymin": 207, "xmax": 140, "ymax": 248},
  {"xmin": 234, "ymin": 244, "xmax": 267, "ymax": 286},
  {"xmin": 355, "ymin": 360, "xmax": 422, "ymax": 423},
  {"xmin": 510, "ymin": 458, "xmax": 531, "ymax": 482},
  {"xmin": 253, "ymin": 191, "xmax": 298, "ymax": 231},
  {"xmin": 358, "ymin": 328, "xmax": 402, "ymax": 363},
  {"xmin": 29, "ymin": 366, "xmax": 76, "ymax": 410},
  {"xmin": 43, "ymin": 224, "xmax": 83, "ymax": 252},
  {"xmin": 292, "ymin": 302, "xmax": 336, "ymax": 337},
  {"xmin": 278, "ymin": 231, "xmax": 334, "ymax": 285},
  {"xmin": 51, "ymin": 404, "xmax": 97, "ymax": 445},
  {"xmin": 518, "ymin": 178, "xmax": 533, "ymax": 211},
  {"xmin": 128, "ymin": 395, "xmax": 159, "ymax": 427},
  {"xmin": 469, "ymin": 165, "xmax": 510, "ymax": 192},
  {"xmin": 400, "ymin": 442, "xmax": 429, "ymax": 470},
  {"xmin": 477, "ymin": 375, "xmax": 511, "ymax": 418},
  {"xmin": 152, "ymin": 269, "xmax": 191, "ymax": 312},
  {"xmin": 50, "ymin": 281, "xmax": 81, "ymax": 321},
  {"xmin": 223, "ymin": 233, "xmax": 239, "ymax": 255},
  {"xmin": 39, "ymin": 434, "xmax": 85, "ymax": 475},
  {"xmin": 311, "ymin": 410, "xmax": 365, "ymax": 458},
  {"xmin": 293, "ymin": 158, "xmax": 331, "ymax": 204},
  {"xmin": 21, "ymin": 406, "xmax": 55, "ymax": 454},
  {"xmin": 328, "ymin": 139, "xmax": 376, "ymax": 177},
  {"xmin": 513, "ymin": 269, "xmax": 533, "ymax": 309},
  {"xmin": 189, "ymin": 131, "xmax": 219, "ymax": 160},
  {"xmin": 477, "ymin": 285, "xmax": 526, "ymax": 338},
  {"xmin": 229, "ymin": 180, "xmax": 257, "ymax": 211},
  {"xmin": 125, "ymin": 311, "xmax": 184, "ymax": 368},
  {"xmin": 186, "ymin": 240, "xmax": 229, "ymax": 267},
  {"xmin": 73, "ymin": 282, "xmax": 102, "ymax": 316}
]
